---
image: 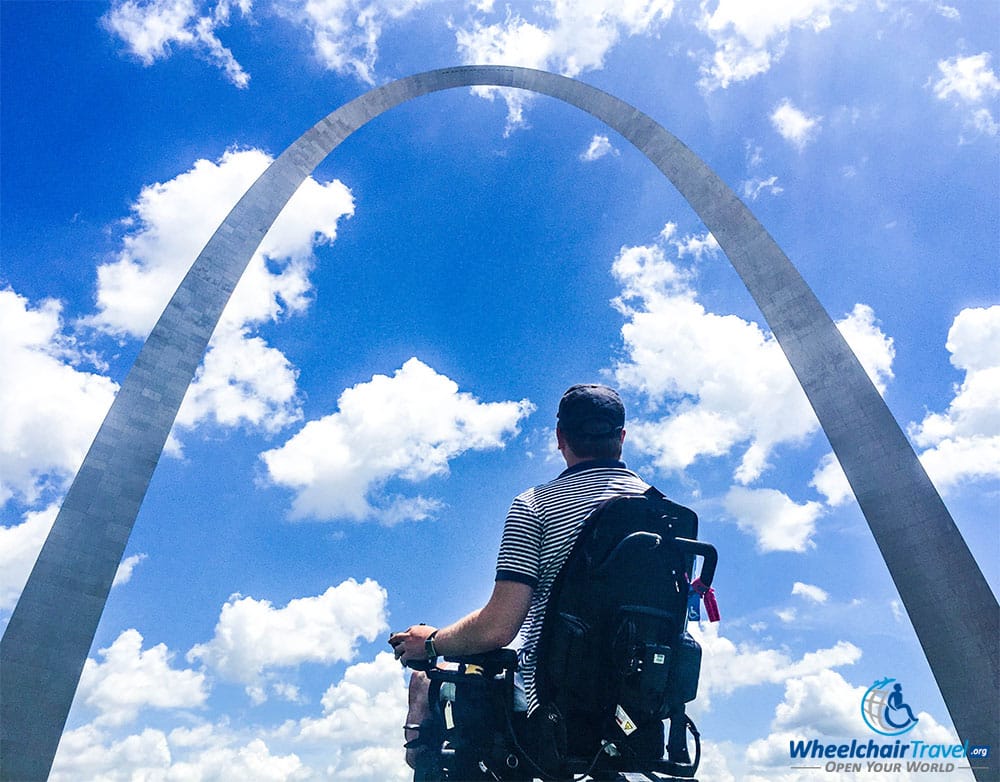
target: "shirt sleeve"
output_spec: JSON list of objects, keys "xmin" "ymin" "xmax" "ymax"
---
[{"xmin": 495, "ymin": 494, "xmax": 542, "ymax": 588}]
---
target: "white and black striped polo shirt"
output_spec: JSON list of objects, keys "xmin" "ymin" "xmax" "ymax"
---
[{"xmin": 495, "ymin": 459, "xmax": 650, "ymax": 714}]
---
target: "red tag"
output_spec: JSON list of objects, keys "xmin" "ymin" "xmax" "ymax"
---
[{"xmin": 691, "ymin": 578, "xmax": 721, "ymax": 623}]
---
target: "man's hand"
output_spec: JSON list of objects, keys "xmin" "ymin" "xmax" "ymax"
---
[{"xmin": 388, "ymin": 624, "xmax": 437, "ymax": 666}]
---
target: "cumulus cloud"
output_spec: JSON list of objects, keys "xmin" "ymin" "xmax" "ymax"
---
[
  {"xmin": 187, "ymin": 578, "xmax": 389, "ymax": 699},
  {"xmin": 0, "ymin": 505, "xmax": 58, "ymax": 614},
  {"xmin": 612, "ymin": 239, "xmax": 814, "ymax": 484},
  {"xmin": 695, "ymin": 0, "xmax": 856, "ymax": 90},
  {"xmin": 690, "ymin": 622, "xmax": 860, "ymax": 710},
  {"xmin": 261, "ymin": 358, "xmax": 533, "ymax": 523},
  {"xmin": 50, "ymin": 726, "xmax": 172, "ymax": 782},
  {"xmin": 112, "ymin": 553, "xmax": 148, "ymax": 587},
  {"xmin": 931, "ymin": 52, "xmax": 1000, "ymax": 140},
  {"xmin": 54, "ymin": 651, "xmax": 409, "ymax": 781},
  {"xmin": 580, "ymin": 133, "xmax": 618, "ymax": 161},
  {"xmin": 89, "ymin": 148, "xmax": 351, "ymax": 338},
  {"xmin": 791, "ymin": 581, "xmax": 829, "ymax": 603},
  {"xmin": 274, "ymin": 0, "xmax": 428, "ymax": 84},
  {"xmin": 103, "ymin": 0, "xmax": 251, "ymax": 87},
  {"xmin": 454, "ymin": 1, "xmax": 675, "ymax": 133},
  {"xmin": 50, "ymin": 723, "xmax": 308, "ymax": 782},
  {"xmin": 301, "ymin": 652, "xmax": 406, "ymax": 740},
  {"xmin": 932, "ymin": 52, "xmax": 1000, "ymax": 103},
  {"xmin": 837, "ymin": 303, "xmax": 895, "ymax": 394},
  {"xmin": 810, "ymin": 451, "xmax": 854, "ymax": 506},
  {"xmin": 723, "ymin": 486, "xmax": 823, "ymax": 553},
  {"xmin": 910, "ymin": 306, "xmax": 1000, "ymax": 491},
  {"xmin": 78, "ymin": 629, "xmax": 208, "ymax": 726},
  {"xmin": 770, "ymin": 99, "xmax": 822, "ymax": 150},
  {"xmin": 290, "ymin": 652, "xmax": 409, "ymax": 780},
  {"xmin": 0, "ymin": 290, "xmax": 118, "ymax": 507},
  {"xmin": 85, "ymin": 147, "xmax": 354, "ymax": 440},
  {"xmin": 659, "ymin": 222, "xmax": 721, "ymax": 261},
  {"xmin": 173, "ymin": 329, "xmax": 302, "ymax": 435},
  {"xmin": 611, "ymin": 230, "xmax": 895, "ymax": 486}
]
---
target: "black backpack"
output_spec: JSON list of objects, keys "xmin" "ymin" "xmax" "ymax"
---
[{"xmin": 531, "ymin": 486, "xmax": 716, "ymax": 777}]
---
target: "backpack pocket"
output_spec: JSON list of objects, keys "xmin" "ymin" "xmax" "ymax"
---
[{"xmin": 612, "ymin": 606, "xmax": 678, "ymax": 723}]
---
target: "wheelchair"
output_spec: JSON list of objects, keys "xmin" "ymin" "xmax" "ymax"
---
[{"xmin": 406, "ymin": 489, "xmax": 719, "ymax": 781}]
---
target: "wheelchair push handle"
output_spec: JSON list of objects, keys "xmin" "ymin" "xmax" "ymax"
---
[{"xmin": 674, "ymin": 537, "xmax": 718, "ymax": 587}]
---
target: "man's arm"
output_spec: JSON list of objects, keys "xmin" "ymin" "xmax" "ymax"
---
[{"xmin": 389, "ymin": 580, "xmax": 533, "ymax": 664}]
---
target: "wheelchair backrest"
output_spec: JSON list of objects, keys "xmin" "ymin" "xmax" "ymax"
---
[{"xmin": 533, "ymin": 486, "xmax": 708, "ymax": 753}]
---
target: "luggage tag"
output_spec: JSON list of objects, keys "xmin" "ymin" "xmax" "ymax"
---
[{"xmin": 691, "ymin": 577, "xmax": 721, "ymax": 622}]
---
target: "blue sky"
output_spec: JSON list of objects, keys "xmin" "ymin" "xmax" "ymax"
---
[{"xmin": 1, "ymin": 1, "xmax": 998, "ymax": 779}]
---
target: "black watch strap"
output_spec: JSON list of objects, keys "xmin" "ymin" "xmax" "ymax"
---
[{"xmin": 425, "ymin": 630, "xmax": 439, "ymax": 660}]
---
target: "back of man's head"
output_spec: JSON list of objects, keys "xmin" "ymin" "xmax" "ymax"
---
[{"xmin": 556, "ymin": 384, "xmax": 625, "ymax": 460}]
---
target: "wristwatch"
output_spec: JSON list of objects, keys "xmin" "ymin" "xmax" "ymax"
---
[{"xmin": 425, "ymin": 630, "xmax": 439, "ymax": 660}]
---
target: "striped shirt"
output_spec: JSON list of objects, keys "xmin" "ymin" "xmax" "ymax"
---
[{"xmin": 495, "ymin": 460, "xmax": 649, "ymax": 714}]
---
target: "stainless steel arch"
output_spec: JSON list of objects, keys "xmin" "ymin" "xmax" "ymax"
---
[{"xmin": 2, "ymin": 66, "xmax": 996, "ymax": 781}]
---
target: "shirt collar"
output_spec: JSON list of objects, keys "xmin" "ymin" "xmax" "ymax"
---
[{"xmin": 557, "ymin": 459, "xmax": 628, "ymax": 479}]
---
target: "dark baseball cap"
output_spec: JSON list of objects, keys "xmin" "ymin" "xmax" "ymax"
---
[{"xmin": 557, "ymin": 384, "xmax": 625, "ymax": 436}]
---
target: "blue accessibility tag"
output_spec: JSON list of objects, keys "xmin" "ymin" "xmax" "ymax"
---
[{"xmin": 687, "ymin": 589, "xmax": 701, "ymax": 622}]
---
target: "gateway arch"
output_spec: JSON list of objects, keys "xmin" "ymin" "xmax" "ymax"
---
[{"xmin": 2, "ymin": 66, "xmax": 996, "ymax": 781}]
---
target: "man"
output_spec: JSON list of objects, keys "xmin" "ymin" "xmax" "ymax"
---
[{"xmin": 388, "ymin": 384, "xmax": 650, "ymax": 767}]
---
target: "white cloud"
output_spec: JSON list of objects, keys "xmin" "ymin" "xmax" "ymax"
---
[
  {"xmin": 50, "ymin": 723, "xmax": 309, "ymax": 782},
  {"xmin": 970, "ymin": 107, "xmax": 1000, "ymax": 136},
  {"xmin": 57, "ymin": 651, "xmax": 408, "ymax": 780},
  {"xmin": 910, "ymin": 306, "xmax": 1000, "ymax": 491},
  {"xmin": 696, "ymin": 741, "xmax": 739, "ymax": 782},
  {"xmin": 837, "ymin": 303, "xmax": 895, "ymax": 393},
  {"xmin": 272, "ymin": 652, "xmax": 410, "ymax": 780},
  {"xmin": 170, "ymin": 735, "xmax": 307, "ymax": 781},
  {"xmin": 580, "ymin": 133, "xmax": 618, "ymax": 161},
  {"xmin": 85, "ymin": 148, "xmax": 354, "ymax": 440},
  {"xmin": 612, "ymin": 231, "xmax": 895, "ymax": 486},
  {"xmin": 0, "ymin": 290, "xmax": 118, "ymax": 507},
  {"xmin": 933, "ymin": 3, "xmax": 960, "ymax": 20},
  {"xmin": 690, "ymin": 622, "xmax": 861, "ymax": 709},
  {"xmin": 931, "ymin": 52, "xmax": 1000, "ymax": 139},
  {"xmin": 261, "ymin": 358, "xmax": 533, "ymax": 522},
  {"xmin": 88, "ymin": 148, "xmax": 351, "ymax": 339},
  {"xmin": 611, "ymin": 235, "xmax": 816, "ymax": 483},
  {"xmin": 770, "ymin": 99, "xmax": 822, "ymax": 150},
  {"xmin": 103, "ymin": 0, "xmax": 251, "ymax": 87},
  {"xmin": 174, "ymin": 329, "xmax": 302, "ymax": 435},
  {"xmin": 276, "ymin": 0, "xmax": 428, "ymax": 84},
  {"xmin": 291, "ymin": 652, "xmax": 406, "ymax": 741},
  {"xmin": 112, "ymin": 553, "xmax": 148, "ymax": 587},
  {"xmin": 791, "ymin": 581, "xmax": 829, "ymax": 603},
  {"xmin": 454, "ymin": 1, "xmax": 675, "ymax": 133},
  {"xmin": 723, "ymin": 486, "xmax": 823, "ymax": 553},
  {"xmin": 695, "ymin": 0, "xmax": 856, "ymax": 90},
  {"xmin": 742, "ymin": 174, "xmax": 784, "ymax": 201},
  {"xmin": 810, "ymin": 451, "xmax": 853, "ymax": 506},
  {"xmin": 50, "ymin": 725, "xmax": 172, "ymax": 782},
  {"xmin": 187, "ymin": 578, "xmax": 389, "ymax": 697},
  {"xmin": 0, "ymin": 504, "xmax": 57, "ymax": 613},
  {"xmin": 656, "ymin": 222, "xmax": 721, "ymax": 261},
  {"xmin": 78, "ymin": 629, "xmax": 208, "ymax": 726},
  {"xmin": 932, "ymin": 52, "xmax": 1000, "ymax": 104}
]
